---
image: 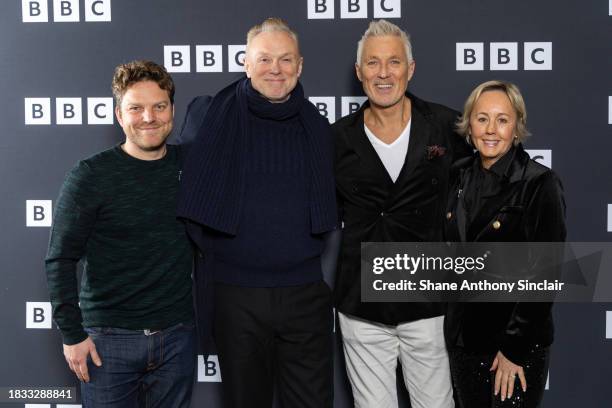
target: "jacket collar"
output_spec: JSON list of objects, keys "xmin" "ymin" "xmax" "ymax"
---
[
  {"xmin": 342, "ymin": 92, "xmax": 436, "ymax": 188},
  {"xmin": 455, "ymin": 143, "xmax": 530, "ymax": 188}
]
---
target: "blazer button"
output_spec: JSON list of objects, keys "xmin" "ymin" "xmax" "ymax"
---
[
  {"xmin": 446, "ymin": 212, "xmax": 452, "ymax": 220},
  {"xmin": 492, "ymin": 220, "xmax": 501, "ymax": 230},
  {"xmin": 431, "ymin": 178, "xmax": 438, "ymax": 185},
  {"xmin": 380, "ymin": 211, "xmax": 386, "ymax": 217}
]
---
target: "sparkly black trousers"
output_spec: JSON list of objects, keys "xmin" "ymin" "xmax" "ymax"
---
[{"xmin": 449, "ymin": 347, "xmax": 550, "ymax": 408}]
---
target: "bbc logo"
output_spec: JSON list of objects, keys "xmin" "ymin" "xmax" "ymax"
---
[
  {"xmin": 307, "ymin": 0, "xmax": 401, "ymax": 19},
  {"xmin": 608, "ymin": 96, "xmax": 612, "ymax": 125},
  {"xmin": 609, "ymin": 0, "xmax": 612, "ymax": 16},
  {"xmin": 26, "ymin": 200, "xmax": 52, "ymax": 227},
  {"xmin": 22, "ymin": 0, "xmax": 111, "ymax": 22},
  {"xmin": 456, "ymin": 42, "xmax": 552, "ymax": 71},
  {"xmin": 525, "ymin": 149, "xmax": 552, "ymax": 169},
  {"xmin": 164, "ymin": 45, "xmax": 246, "ymax": 73},
  {"xmin": 197, "ymin": 355, "xmax": 222, "ymax": 382},
  {"xmin": 607, "ymin": 205, "xmax": 612, "ymax": 233},
  {"xmin": 26, "ymin": 302, "xmax": 52, "ymax": 329},
  {"xmin": 24, "ymin": 98, "xmax": 113, "ymax": 125},
  {"xmin": 308, "ymin": 96, "xmax": 367, "ymax": 123},
  {"xmin": 607, "ymin": 311, "xmax": 612, "ymax": 338}
]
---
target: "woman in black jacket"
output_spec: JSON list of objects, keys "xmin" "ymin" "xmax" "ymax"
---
[{"xmin": 444, "ymin": 80, "xmax": 566, "ymax": 408}]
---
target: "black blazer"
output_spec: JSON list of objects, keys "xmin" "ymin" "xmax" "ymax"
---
[
  {"xmin": 333, "ymin": 93, "xmax": 472, "ymax": 324},
  {"xmin": 444, "ymin": 144, "xmax": 566, "ymax": 365}
]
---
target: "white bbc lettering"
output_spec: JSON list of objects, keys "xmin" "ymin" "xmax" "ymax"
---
[
  {"xmin": 341, "ymin": 96, "xmax": 367, "ymax": 117},
  {"xmin": 228, "ymin": 45, "xmax": 246, "ymax": 72},
  {"xmin": 310, "ymin": 0, "xmax": 401, "ymax": 19},
  {"xmin": 526, "ymin": 149, "xmax": 552, "ymax": 169},
  {"xmin": 608, "ymin": 96, "xmax": 612, "ymax": 125},
  {"xmin": 164, "ymin": 45, "xmax": 191, "ymax": 73},
  {"xmin": 87, "ymin": 97, "xmax": 113, "ymax": 124},
  {"xmin": 308, "ymin": 0, "xmax": 334, "ymax": 19},
  {"xmin": 373, "ymin": 0, "xmax": 400, "ymax": 18},
  {"xmin": 309, "ymin": 97, "xmax": 336, "ymax": 123},
  {"xmin": 524, "ymin": 42, "xmax": 552, "ymax": 70},
  {"xmin": 25, "ymin": 97, "xmax": 112, "ymax": 125},
  {"xmin": 607, "ymin": 205, "xmax": 612, "ymax": 233},
  {"xmin": 26, "ymin": 200, "xmax": 52, "ymax": 227},
  {"xmin": 490, "ymin": 42, "xmax": 518, "ymax": 71},
  {"xmin": 25, "ymin": 98, "xmax": 51, "ymax": 125},
  {"xmin": 23, "ymin": 0, "xmax": 111, "ymax": 22},
  {"xmin": 163, "ymin": 45, "xmax": 267, "ymax": 73},
  {"xmin": 53, "ymin": 0, "xmax": 79, "ymax": 22},
  {"xmin": 197, "ymin": 355, "xmax": 222, "ymax": 382},
  {"xmin": 57, "ymin": 405, "xmax": 82, "ymax": 408},
  {"xmin": 56, "ymin": 98, "xmax": 82, "ymax": 125},
  {"xmin": 84, "ymin": 0, "xmax": 111, "ymax": 21},
  {"xmin": 610, "ymin": 0, "xmax": 612, "ymax": 15},
  {"xmin": 25, "ymin": 405, "xmax": 51, "ymax": 408},
  {"xmin": 606, "ymin": 311, "xmax": 612, "ymax": 337},
  {"xmin": 341, "ymin": 0, "xmax": 367, "ymax": 18},
  {"xmin": 26, "ymin": 301, "xmax": 52, "ymax": 329},
  {"xmin": 22, "ymin": 0, "xmax": 49, "ymax": 22},
  {"xmin": 456, "ymin": 43, "xmax": 484, "ymax": 71},
  {"xmin": 457, "ymin": 42, "xmax": 552, "ymax": 71},
  {"xmin": 196, "ymin": 45, "xmax": 223, "ymax": 73}
]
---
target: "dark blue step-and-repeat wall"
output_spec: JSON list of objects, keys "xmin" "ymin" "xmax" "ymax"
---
[{"xmin": 1, "ymin": 1, "xmax": 612, "ymax": 407}]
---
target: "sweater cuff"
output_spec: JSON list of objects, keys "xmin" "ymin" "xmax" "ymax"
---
[{"xmin": 61, "ymin": 327, "xmax": 88, "ymax": 346}]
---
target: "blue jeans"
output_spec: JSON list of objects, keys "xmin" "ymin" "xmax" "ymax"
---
[{"xmin": 81, "ymin": 321, "xmax": 196, "ymax": 408}]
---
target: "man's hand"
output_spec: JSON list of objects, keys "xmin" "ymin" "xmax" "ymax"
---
[{"xmin": 63, "ymin": 337, "xmax": 102, "ymax": 382}]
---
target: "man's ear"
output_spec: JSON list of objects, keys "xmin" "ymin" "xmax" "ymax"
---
[
  {"xmin": 355, "ymin": 63, "xmax": 362, "ymax": 82},
  {"xmin": 244, "ymin": 56, "xmax": 252, "ymax": 78},
  {"xmin": 296, "ymin": 56, "xmax": 303, "ymax": 78},
  {"xmin": 115, "ymin": 105, "xmax": 123, "ymax": 127},
  {"xmin": 407, "ymin": 60, "xmax": 416, "ymax": 82}
]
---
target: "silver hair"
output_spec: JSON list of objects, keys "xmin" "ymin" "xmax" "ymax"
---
[{"xmin": 356, "ymin": 19, "xmax": 413, "ymax": 65}]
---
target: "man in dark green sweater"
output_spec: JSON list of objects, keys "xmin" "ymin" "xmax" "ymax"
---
[{"xmin": 45, "ymin": 60, "xmax": 195, "ymax": 407}]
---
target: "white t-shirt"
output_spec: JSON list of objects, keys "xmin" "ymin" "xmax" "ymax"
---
[{"xmin": 364, "ymin": 119, "xmax": 411, "ymax": 182}]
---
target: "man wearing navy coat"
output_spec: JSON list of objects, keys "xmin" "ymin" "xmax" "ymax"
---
[{"xmin": 177, "ymin": 18, "xmax": 337, "ymax": 408}]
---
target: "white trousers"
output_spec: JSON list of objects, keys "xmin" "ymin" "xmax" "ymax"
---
[{"xmin": 338, "ymin": 312, "xmax": 454, "ymax": 408}]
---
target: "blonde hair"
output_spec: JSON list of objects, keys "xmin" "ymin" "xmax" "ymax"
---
[
  {"xmin": 456, "ymin": 80, "xmax": 530, "ymax": 145},
  {"xmin": 246, "ymin": 17, "xmax": 299, "ymax": 54}
]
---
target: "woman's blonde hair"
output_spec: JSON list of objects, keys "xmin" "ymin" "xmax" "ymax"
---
[{"xmin": 456, "ymin": 80, "xmax": 530, "ymax": 145}]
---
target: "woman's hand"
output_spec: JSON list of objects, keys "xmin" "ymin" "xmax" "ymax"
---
[{"xmin": 490, "ymin": 350, "xmax": 526, "ymax": 401}]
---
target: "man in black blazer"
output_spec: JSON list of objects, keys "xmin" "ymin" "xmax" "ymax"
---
[{"xmin": 333, "ymin": 20, "xmax": 472, "ymax": 408}]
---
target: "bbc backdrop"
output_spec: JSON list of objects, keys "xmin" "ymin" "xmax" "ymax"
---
[{"xmin": 2, "ymin": 0, "xmax": 612, "ymax": 407}]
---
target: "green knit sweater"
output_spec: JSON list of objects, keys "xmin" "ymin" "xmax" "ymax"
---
[{"xmin": 45, "ymin": 144, "xmax": 193, "ymax": 345}]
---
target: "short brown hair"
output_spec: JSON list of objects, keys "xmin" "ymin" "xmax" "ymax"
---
[
  {"xmin": 456, "ymin": 80, "xmax": 530, "ymax": 145},
  {"xmin": 111, "ymin": 60, "xmax": 175, "ymax": 107}
]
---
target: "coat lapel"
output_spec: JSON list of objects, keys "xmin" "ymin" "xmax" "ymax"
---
[
  {"xmin": 384, "ymin": 95, "xmax": 437, "ymax": 206},
  {"xmin": 394, "ymin": 102, "xmax": 431, "ymax": 185},
  {"xmin": 343, "ymin": 104, "xmax": 394, "ymax": 187}
]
